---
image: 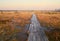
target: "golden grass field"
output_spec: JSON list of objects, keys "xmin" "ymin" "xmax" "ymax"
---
[
  {"xmin": 0, "ymin": 10, "xmax": 60, "ymax": 41},
  {"xmin": 0, "ymin": 10, "xmax": 32, "ymax": 41},
  {"xmin": 0, "ymin": 11, "xmax": 32, "ymax": 27},
  {"xmin": 35, "ymin": 11, "xmax": 60, "ymax": 28}
]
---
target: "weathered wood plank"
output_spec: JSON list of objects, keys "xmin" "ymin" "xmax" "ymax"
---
[{"xmin": 28, "ymin": 14, "xmax": 49, "ymax": 41}]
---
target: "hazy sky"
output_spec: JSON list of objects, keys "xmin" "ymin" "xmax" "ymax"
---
[{"xmin": 0, "ymin": 0, "xmax": 60, "ymax": 10}]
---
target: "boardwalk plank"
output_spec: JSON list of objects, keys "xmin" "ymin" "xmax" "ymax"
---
[{"xmin": 28, "ymin": 14, "xmax": 49, "ymax": 41}]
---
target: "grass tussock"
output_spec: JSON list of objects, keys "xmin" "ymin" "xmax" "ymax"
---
[{"xmin": 45, "ymin": 29, "xmax": 60, "ymax": 41}]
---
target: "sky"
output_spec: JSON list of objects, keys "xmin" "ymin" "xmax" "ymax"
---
[{"xmin": 0, "ymin": 0, "xmax": 60, "ymax": 10}]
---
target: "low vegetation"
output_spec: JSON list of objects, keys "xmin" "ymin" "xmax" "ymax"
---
[
  {"xmin": 35, "ymin": 11, "xmax": 60, "ymax": 28},
  {"xmin": 45, "ymin": 29, "xmax": 60, "ymax": 41},
  {"xmin": 0, "ymin": 10, "xmax": 32, "ymax": 41}
]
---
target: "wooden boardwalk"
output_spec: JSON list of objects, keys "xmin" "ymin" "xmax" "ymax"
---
[{"xmin": 28, "ymin": 14, "xmax": 49, "ymax": 41}]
